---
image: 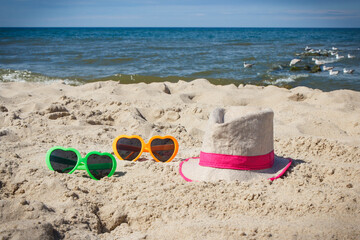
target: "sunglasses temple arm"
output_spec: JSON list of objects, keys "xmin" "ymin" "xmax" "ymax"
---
[
  {"xmin": 124, "ymin": 152, "xmax": 136, "ymax": 160},
  {"xmin": 116, "ymin": 144, "xmax": 141, "ymax": 160},
  {"xmin": 150, "ymin": 144, "xmax": 175, "ymax": 151},
  {"xmin": 61, "ymin": 166, "xmax": 75, "ymax": 173},
  {"xmin": 153, "ymin": 151, "xmax": 162, "ymax": 159},
  {"xmin": 117, "ymin": 144, "xmax": 141, "ymax": 151},
  {"xmin": 50, "ymin": 155, "xmax": 77, "ymax": 165},
  {"xmin": 76, "ymin": 163, "xmax": 113, "ymax": 171}
]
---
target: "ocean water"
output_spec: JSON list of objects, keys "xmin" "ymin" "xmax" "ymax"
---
[{"xmin": 0, "ymin": 27, "xmax": 360, "ymax": 91}]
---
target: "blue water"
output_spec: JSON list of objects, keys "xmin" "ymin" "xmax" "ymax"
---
[{"xmin": 1, "ymin": 28, "xmax": 360, "ymax": 91}]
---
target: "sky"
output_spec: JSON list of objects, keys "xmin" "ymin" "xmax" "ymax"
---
[{"xmin": 0, "ymin": 0, "xmax": 360, "ymax": 28}]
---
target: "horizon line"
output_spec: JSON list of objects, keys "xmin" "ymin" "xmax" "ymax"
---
[{"xmin": 1, "ymin": 26, "xmax": 360, "ymax": 29}]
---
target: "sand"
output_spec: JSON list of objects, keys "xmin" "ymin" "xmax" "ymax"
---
[{"xmin": 0, "ymin": 79, "xmax": 359, "ymax": 239}]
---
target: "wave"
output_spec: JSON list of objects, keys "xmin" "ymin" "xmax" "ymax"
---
[
  {"xmin": 242, "ymin": 57, "xmax": 256, "ymax": 61},
  {"xmin": 263, "ymin": 74, "xmax": 308, "ymax": 85},
  {"xmin": 0, "ymin": 68, "xmax": 242, "ymax": 86},
  {"xmin": 224, "ymin": 41, "xmax": 252, "ymax": 46},
  {"xmin": 81, "ymin": 57, "xmax": 134, "ymax": 65},
  {"xmin": 147, "ymin": 46, "xmax": 176, "ymax": 50},
  {"xmin": 321, "ymin": 58, "xmax": 339, "ymax": 64},
  {"xmin": 0, "ymin": 69, "xmax": 79, "ymax": 85},
  {"xmin": 33, "ymin": 51, "xmax": 82, "ymax": 57},
  {"xmin": 284, "ymin": 43, "xmax": 298, "ymax": 46},
  {"xmin": 189, "ymin": 69, "xmax": 232, "ymax": 77}
]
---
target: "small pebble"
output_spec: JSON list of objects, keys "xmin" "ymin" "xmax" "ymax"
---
[
  {"xmin": 0, "ymin": 106, "xmax": 8, "ymax": 112},
  {"xmin": 20, "ymin": 198, "xmax": 28, "ymax": 205}
]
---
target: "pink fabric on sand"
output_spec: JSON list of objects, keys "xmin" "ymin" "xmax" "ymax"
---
[
  {"xmin": 179, "ymin": 159, "xmax": 194, "ymax": 182},
  {"xmin": 268, "ymin": 158, "xmax": 292, "ymax": 181}
]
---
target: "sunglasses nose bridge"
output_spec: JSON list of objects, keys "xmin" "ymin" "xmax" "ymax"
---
[
  {"xmin": 76, "ymin": 161, "xmax": 87, "ymax": 170},
  {"xmin": 77, "ymin": 157, "xmax": 86, "ymax": 163},
  {"xmin": 143, "ymin": 142, "xmax": 151, "ymax": 153}
]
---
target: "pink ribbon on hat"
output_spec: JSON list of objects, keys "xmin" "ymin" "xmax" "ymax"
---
[{"xmin": 199, "ymin": 150, "xmax": 275, "ymax": 170}]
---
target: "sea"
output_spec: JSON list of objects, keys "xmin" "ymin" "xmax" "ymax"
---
[{"xmin": 1, "ymin": 28, "xmax": 360, "ymax": 91}]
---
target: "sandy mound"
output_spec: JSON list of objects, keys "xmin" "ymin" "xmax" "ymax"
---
[{"xmin": 0, "ymin": 79, "xmax": 359, "ymax": 239}]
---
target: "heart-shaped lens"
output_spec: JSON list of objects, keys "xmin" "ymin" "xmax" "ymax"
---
[
  {"xmin": 87, "ymin": 154, "xmax": 113, "ymax": 180},
  {"xmin": 150, "ymin": 138, "xmax": 176, "ymax": 162},
  {"xmin": 116, "ymin": 138, "xmax": 142, "ymax": 161},
  {"xmin": 49, "ymin": 149, "xmax": 78, "ymax": 173}
]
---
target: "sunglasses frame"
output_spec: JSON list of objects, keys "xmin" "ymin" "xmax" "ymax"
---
[
  {"xmin": 46, "ymin": 146, "xmax": 117, "ymax": 181},
  {"xmin": 112, "ymin": 135, "xmax": 179, "ymax": 162}
]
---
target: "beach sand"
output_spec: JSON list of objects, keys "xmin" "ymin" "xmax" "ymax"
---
[{"xmin": 0, "ymin": 79, "xmax": 359, "ymax": 239}]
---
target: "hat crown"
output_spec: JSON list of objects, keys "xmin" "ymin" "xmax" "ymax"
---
[{"xmin": 201, "ymin": 107, "xmax": 274, "ymax": 156}]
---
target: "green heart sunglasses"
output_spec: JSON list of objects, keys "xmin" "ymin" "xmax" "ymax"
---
[{"xmin": 46, "ymin": 147, "xmax": 117, "ymax": 181}]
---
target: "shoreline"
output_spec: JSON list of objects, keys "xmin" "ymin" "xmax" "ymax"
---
[
  {"xmin": 2, "ymin": 70, "xmax": 360, "ymax": 93},
  {"xmin": 0, "ymin": 79, "xmax": 359, "ymax": 239}
]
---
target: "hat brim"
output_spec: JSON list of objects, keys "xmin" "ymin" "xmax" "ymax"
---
[{"xmin": 179, "ymin": 156, "xmax": 292, "ymax": 182}]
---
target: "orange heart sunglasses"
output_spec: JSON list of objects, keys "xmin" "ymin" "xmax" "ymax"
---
[{"xmin": 112, "ymin": 135, "xmax": 179, "ymax": 162}]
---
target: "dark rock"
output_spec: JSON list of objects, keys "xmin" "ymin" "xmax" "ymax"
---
[
  {"xmin": 304, "ymin": 65, "xmax": 311, "ymax": 71},
  {"xmin": 310, "ymin": 65, "xmax": 321, "ymax": 73},
  {"xmin": 163, "ymin": 83, "xmax": 171, "ymax": 94},
  {"xmin": 0, "ymin": 129, "xmax": 8, "ymax": 136},
  {"xmin": 0, "ymin": 106, "xmax": 8, "ymax": 112},
  {"xmin": 290, "ymin": 66, "xmax": 301, "ymax": 71}
]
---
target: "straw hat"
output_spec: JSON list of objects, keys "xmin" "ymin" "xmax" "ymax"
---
[{"xmin": 179, "ymin": 106, "xmax": 292, "ymax": 182}]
